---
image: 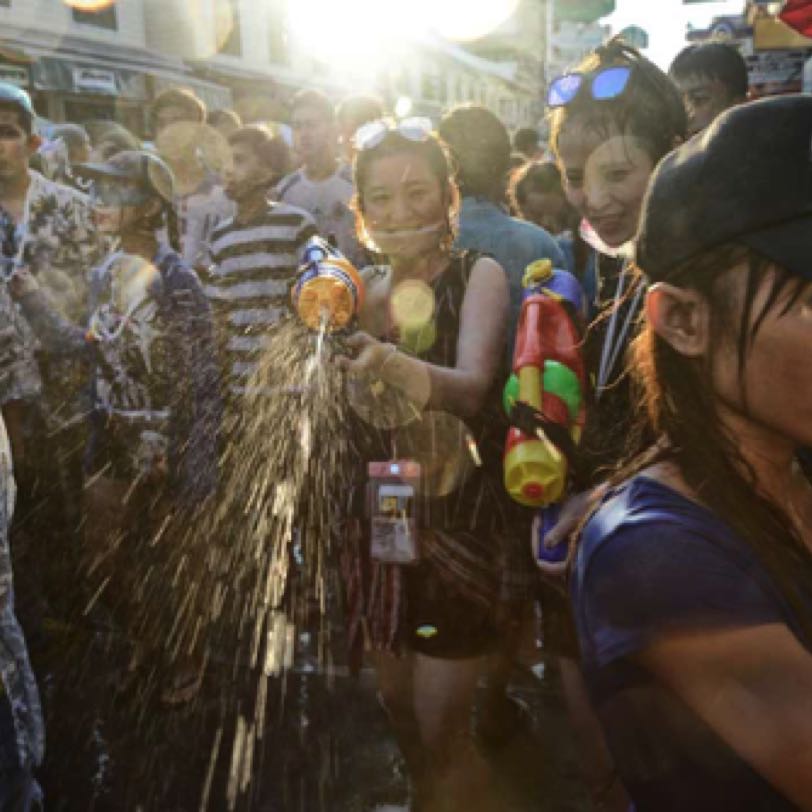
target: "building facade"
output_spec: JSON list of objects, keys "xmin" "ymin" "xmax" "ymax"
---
[{"xmin": 0, "ymin": 0, "xmax": 548, "ymax": 132}]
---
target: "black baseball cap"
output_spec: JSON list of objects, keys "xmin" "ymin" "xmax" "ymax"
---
[
  {"xmin": 636, "ymin": 94, "xmax": 812, "ymax": 283},
  {"xmin": 75, "ymin": 149, "xmax": 175, "ymax": 203}
]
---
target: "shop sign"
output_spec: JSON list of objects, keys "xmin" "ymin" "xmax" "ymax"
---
[
  {"xmin": 72, "ymin": 66, "xmax": 117, "ymax": 95},
  {"xmin": 746, "ymin": 49, "xmax": 807, "ymax": 94}
]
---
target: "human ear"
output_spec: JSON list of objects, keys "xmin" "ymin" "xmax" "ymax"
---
[
  {"xmin": 645, "ymin": 283, "xmax": 709, "ymax": 358},
  {"xmin": 27, "ymin": 134, "xmax": 42, "ymax": 154}
]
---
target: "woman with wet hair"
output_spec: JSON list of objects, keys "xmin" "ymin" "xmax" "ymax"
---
[
  {"xmin": 531, "ymin": 38, "xmax": 687, "ymax": 809},
  {"xmin": 571, "ymin": 95, "xmax": 812, "ymax": 810},
  {"xmin": 338, "ymin": 119, "xmax": 521, "ymax": 811}
]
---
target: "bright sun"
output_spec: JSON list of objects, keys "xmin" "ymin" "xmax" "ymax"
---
[{"xmin": 286, "ymin": 0, "xmax": 520, "ymax": 71}]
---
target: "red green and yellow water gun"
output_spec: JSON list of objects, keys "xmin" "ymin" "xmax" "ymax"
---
[{"xmin": 503, "ymin": 259, "xmax": 588, "ymax": 508}]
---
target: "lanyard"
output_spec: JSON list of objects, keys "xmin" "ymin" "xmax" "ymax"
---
[{"xmin": 596, "ymin": 262, "xmax": 643, "ymax": 400}]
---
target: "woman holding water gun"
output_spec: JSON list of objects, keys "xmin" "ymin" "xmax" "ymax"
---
[{"xmin": 335, "ymin": 118, "xmax": 523, "ymax": 811}]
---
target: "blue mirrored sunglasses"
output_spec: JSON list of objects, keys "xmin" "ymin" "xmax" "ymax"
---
[
  {"xmin": 547, "ymin": 65, "xmax": 633, "ymax": 108},
  {"xmin": 353, "ymin": 117, "xmax": 434, "ymax": 152}
]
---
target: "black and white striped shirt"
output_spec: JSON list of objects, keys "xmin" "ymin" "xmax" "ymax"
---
[{"xmin": 203, "ymin": 201, "xmax": 317, "ymax": 396}]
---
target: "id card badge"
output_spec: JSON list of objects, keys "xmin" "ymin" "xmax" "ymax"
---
[{"xmin": 368, "ymin": 460, "xmax": 421, "ymax": 564}]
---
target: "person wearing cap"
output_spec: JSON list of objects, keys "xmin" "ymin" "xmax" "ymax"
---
[
  {"xmin": 0, "ymin": 82, "xmax": 100, "ymax": 470},
  {"xmin": 12, "ymin": 149, "xmax": 220, "ymax": 705},
  {"xmin": 570, "ymin": 94, "xmax": 812, "ymax": 810}
]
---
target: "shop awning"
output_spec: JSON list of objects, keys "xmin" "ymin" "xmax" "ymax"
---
[{"xmin": 0, "ymin": 29, "xmax": 229, "ymax": 103}]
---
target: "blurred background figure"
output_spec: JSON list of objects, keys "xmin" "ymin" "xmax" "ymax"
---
[
  {"xmin": 508, "ymin": 160, "xmax": 596, "ymax": 305},
  {"xmin": 512, "ymin": 126, "xmax": 542, "ymax": 161},
  {"xmin": 669, "ymin": 40, "xmax": 749, "ymax": 136},
  {"xmin": 438, "ymin": 104, "xmax": 564, "ymax": 353},
  {"xmin": 207, "ymin": 108, "xmax": 242, "ymax": 140},
  {"xmin": 85, "ymin": 120, "xmax": 141, "ymax": 163},
  {"xmin": 149, "ymin": 87, "xmax": 234, "ymax": 268},
  {"xmin": 277, "ymin": 89, "xmax": 364, "ymax": 266},
  {"xmin": 336, "ymin": 93, "xmax": 384, "ymax": 162}
]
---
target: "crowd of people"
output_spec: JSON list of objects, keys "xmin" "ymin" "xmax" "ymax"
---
[{"xmin": 0, "ymin": 32, "xmax": 810, "ymax": 812}]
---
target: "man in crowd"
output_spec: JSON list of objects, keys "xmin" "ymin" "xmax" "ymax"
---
[
  {"xmin": 276, "ymin": 90, "xmax": 364, "ymax": 267},
  {"xmin": 0, "ymin": 83, "xmax": 99, "ymax": 469},
  {"xmin": 150, "ymin": 86, "xmax": 234, "ymax": 268},
  {"xmin": 438, "ymin": 104, "xmax": 565, "ymax": 353},
  {"xmin": 203, "ymin": 125, "xmax": 316, "ymax": 399},
  {"xmin": 0, "ymin": 83, "xmax": 102, "ymax": 682},
  {"xmin": 669, "ymin": 40, "xmax": 749, "ymax": 136}
]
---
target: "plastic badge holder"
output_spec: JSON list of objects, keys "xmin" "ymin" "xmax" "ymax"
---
[{"xmin": 368, "ymin": 460, "xmax": 421, "ymax": 564}]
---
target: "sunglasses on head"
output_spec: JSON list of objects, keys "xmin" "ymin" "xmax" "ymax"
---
[
  {"xmin": 353, "ymin": 117, "xmax": 433, "ymax": 152},
  {"xmin": 547, "ymin": 65, "xmax": 633, "ymax": 109}
]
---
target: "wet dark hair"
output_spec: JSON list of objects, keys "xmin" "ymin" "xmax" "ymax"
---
[
  {"xmin": 623, "ymin": 244, "xmax": 812, "ymax": 640},
  {"xmin": 352, "ymin": 129, "xmax": 459, "ymax": 251},
  {"xmin": 228, "ymin": 124, "xmax": 291, "ymax": 185},
  {"xmin": 549, "ymin": 37, "xmax": 687, "ymax": 165},
  {"xmin": 513, "ymin": 127, "xmax": 540, "ymax": 157},
  {"xmin": 437, "ymin": 104, "xmax": 511, "ymax": 201},
  {"xmin": 0, "ymin": 102, "xmax": 32, "ymax": 136},
  {"xmin": 669, "ymin": 41, "xmax": 749, "ymax": 100}
]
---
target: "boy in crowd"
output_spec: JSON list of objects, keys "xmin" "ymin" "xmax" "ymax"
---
[
  {"xmin": 150, "ymin": 87, "xmax": 234, "ymax": 268},
  {"xmin": 203, "ymin": 125, "xmax": 316, "ymax": 400},
  {"xmin": 669, "ymin": 40, "xmax": 748, "ymax": 136},
  {"xmin": 276, "ymin": 90, "xmax": 364, "ymax": 267}
]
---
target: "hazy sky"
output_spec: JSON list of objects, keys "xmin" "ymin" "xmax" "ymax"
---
[{"xmin": 602, "ymin": 0, "xmax": 746, "ymax": 68}]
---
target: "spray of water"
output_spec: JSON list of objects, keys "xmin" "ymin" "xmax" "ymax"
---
[{"xmin": 71, "ymin": 314, "xmax": 357, "ymax": 809}]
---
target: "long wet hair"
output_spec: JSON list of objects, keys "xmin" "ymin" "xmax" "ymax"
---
[
  {"xmin": 623, "ymin": 244, "xmax": 812, "ymax": 640},
  {"xmin": 352, "ymin": 129, "xmax": 460, "ymax": 253},
  {"xmin": 549, "ymin": 37, "xmax": 687, "ymax": 165}
]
